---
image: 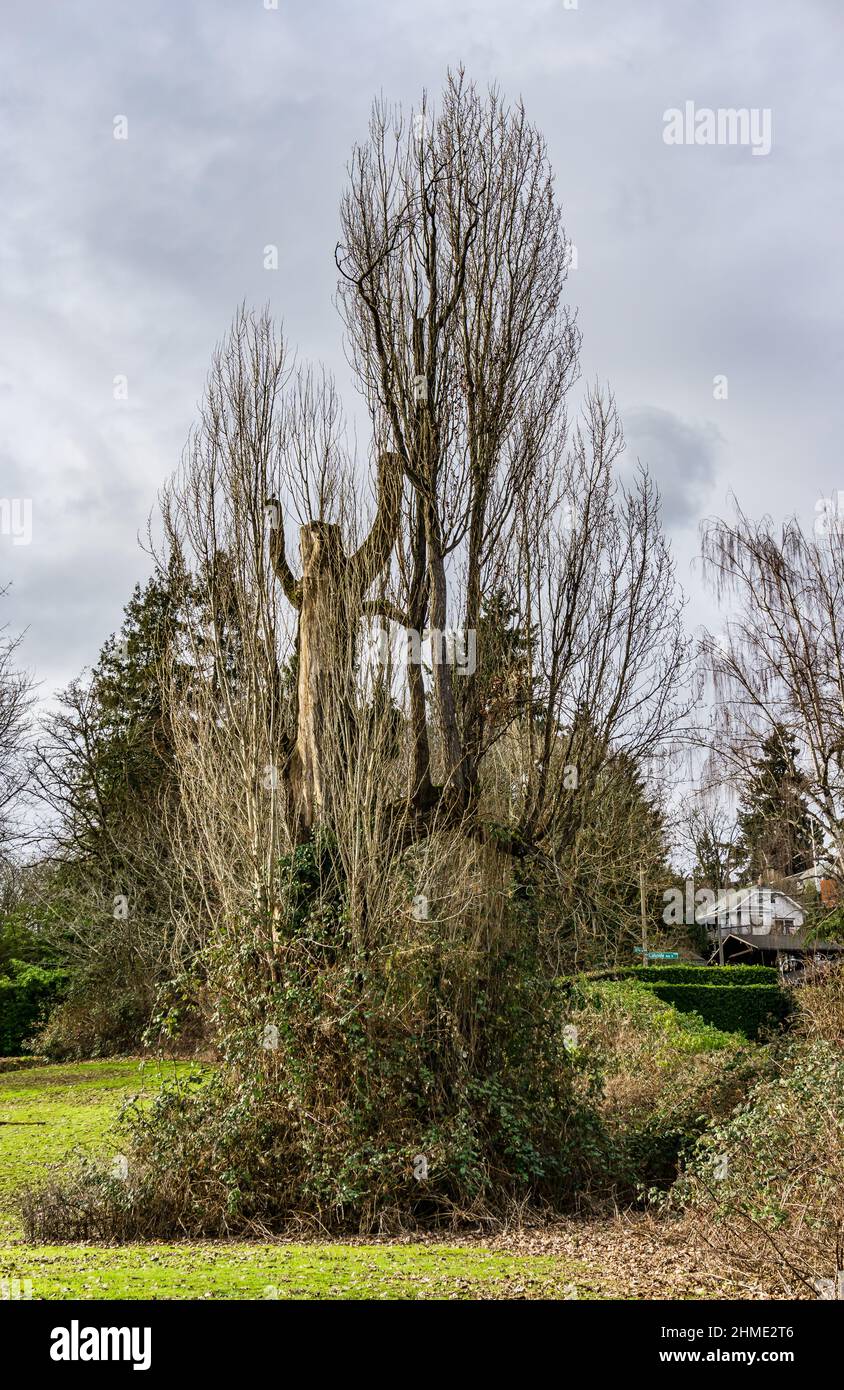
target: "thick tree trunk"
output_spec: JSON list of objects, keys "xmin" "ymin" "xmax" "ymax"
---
[
  {"xmin": 290, "ymin": 523, "xmax": 354, "ymax": 830},
  {"xmin": 425, "ymin": 503, "xmax": 465, "ymax": 805},
  {"xmin": 267, "ymin": 451, "xmax": 403, "ymax": 834}
]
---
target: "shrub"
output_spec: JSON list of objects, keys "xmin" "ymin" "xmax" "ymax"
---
[
  {"xmin": 665, "ymin": 966, "xmax": 844, "ymax": 1297},
  {"xmin": 20, "ymin": 849, "xmax": 611, "ymax": 1238},
  {"xmin": 563, "ymin": 979, "xmax": 767, "ymax": 1202},
  {"xmin": 622, "ymin": 964, "xmax": 779, "ymax": 986},
  {"xmin": 586, "ymin": 964, "xmax": 779, "ymax": 986},
  {"xmin": 0, "ymin": 1056, "xmax": 47, "ymax": 1074},
  {"xmin": 669, "ymin": 1041, "xmax": 844, "ymax": 1297},
  {"xmin": 21, "ymin": 1013, "xmax": 608, "ymax": 1240},
  {"xmin": 644, "ymin": 982, "xmax": 791, "ymax": 1039},
  {"xmin": 793, "ymin": 961, "xmax": 844, "ymax": 1047},
  {"xmin": 32, "ymin": 994, "xmax": 149, "ymax": 1061},
  {"xmin": 0, "ymin": 960, "xmax": 68, "ymax": 1055},
  {"xmin": 568, "ymin": 978, "xmax": 743, "ymax": 1057},
  {"xmin": 580, "ymin": 967, "xmax": 791, "ymax": 1039}
]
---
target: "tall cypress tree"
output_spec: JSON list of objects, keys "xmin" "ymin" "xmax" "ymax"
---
[{"xmin": 736, "ymin": 724, "xmax": 817, "ymax": 880}]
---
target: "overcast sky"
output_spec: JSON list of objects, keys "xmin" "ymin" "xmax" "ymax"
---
[{"xmin": 1, "ymin": 0, "xmax": 842, "ymax": 702}]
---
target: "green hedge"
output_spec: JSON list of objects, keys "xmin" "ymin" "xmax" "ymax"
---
[
  {"xmin": 570, "ymin": 966, "xmax": 789, "ymax": 1039},
  {"xmin": 644, "ymin": 982, "xmax": 791, "ymax": 1039},
  {"xmin": 620, "ymin": 964, "xmax": 779, "ymax": 986},
  {"xmin": 0, "ymin": 961, "xmax": 68, "ymax": 1055}
]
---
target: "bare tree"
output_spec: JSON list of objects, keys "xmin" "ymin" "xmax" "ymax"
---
[
  {"xmin": 700, "ymin": 503, "xmax": 844, "ymax": 875},
  {"xmin": 679, "ymin": 800, "xmax": 740, "ymax": 890},
  {"xmin": 0, "ymin": 585, "xmax": 33, "ymax": 861},
  {"xmin": 155, "ymin": 309, "xmax": 411, "ymax": 975},
  {"xmin": 336, "ymin": 70, "xmax": 687, "ymax": 848},
  {"xmin": 153, "ymin": 79, "xmax": 689, "ymax": 991},
  {"xmin": 21, "ymin": 76, "xmax": 701, "ymax": 1231}
]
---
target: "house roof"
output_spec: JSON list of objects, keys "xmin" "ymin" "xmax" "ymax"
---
[
  {"xmin": 794, "ymin": 863, "xmax": 833, "ymax": 881},
  {"xmin": 789, "ymin": 861, "xmax": 839, "ymax": 884},
  {"xmin": 696, "ymin": 886, "xmax": 804, "ymax": 924}
]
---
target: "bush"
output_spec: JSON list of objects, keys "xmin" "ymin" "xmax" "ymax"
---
[
  {"xmin": 0, "ymin": 1056, "xmax": 47, "ymax": 1074},
  {"xmin": 622, "ymin": 964, "xmax": 779, "ymax": 986},
  {"xmin": 645, "ymin": 983, "xmax": 791, "ymax": 1039},
  {"xmin": 580, "ymin": 967, "xmax": 791, "ymax": 1039},
  {"xmin": 587, "ymin": 964, "xmax": 779, "ymax": 986},
  {"xmin": 32, "ymin": 994, "xmax": 150, "ymax": 1061},
  {"xmin": 20, "ymin": 848, "xmax": 612, "ymax": 1238},
  {"xmin": 568, "ymin": 978, "xmax": 743, "ymax": 1056},
  {"xmin": 669, "ymin": 1041, "xmax": 844, "ymax": 1297},
  {"xmin": 793, "ymin": 961, "xmax": 844, "ymax": 1047},
  {"xmin": 21, "ymin": 1017, "xmax": 608, "ymax": 1240},
  {"xmin": 0, "ymin": 960, "xmax": 68, "ymax": 1055},
  {"xmin": 562, "ymin": 979, "xmax": 768, "ymax": 1202},
  {"xmin": 19, "ymin": 1154, "xmax": 179, "ymax": 1244}
]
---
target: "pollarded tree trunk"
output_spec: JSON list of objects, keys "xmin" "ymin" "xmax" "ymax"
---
[
  {"xmin": 266, "ymin": 452, "xmax": 402, "ymax": 833},
  {"xmin": 291, "ymin": 521, "xmax": 354, "ymax": 829}
]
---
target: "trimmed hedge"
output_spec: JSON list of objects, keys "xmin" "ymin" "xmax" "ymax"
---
[
  {"xmin": 0, "ymin": 961, "xmax": 68, "ymax": 1055},
  {"xmin": 571, "ymin": 965, "xmax": 789, "ymax": 1039},
  {"xmin": 621, "ymin": 964, "xmax": 779, "ymax": 986},
  {"xmin": 645, "ymin": 982, "xmax": 791, "ymax": 1040}
]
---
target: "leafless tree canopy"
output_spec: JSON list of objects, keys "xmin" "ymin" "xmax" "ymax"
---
[
  {"xmin": 152, "ymin": 74, "xmax": 688, "ymax": 974},
  {"xmin": 0, "ymin": 585, "xmax": 33, "ymax": 863},
  {"xmin": 701, "ymin": 504, "xmax": 844, "ymax": 871}
]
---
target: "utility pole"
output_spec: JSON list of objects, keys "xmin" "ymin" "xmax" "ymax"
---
[
  {"xmin": 716, "ymin": 862, "xmax": 727, "ymax": 966},
  {"xmin": 717, "ymin": 919, "xmax": 725, "ymax": 967},
  {"xmin": 809, "ymin": 816, "xmax": 820, "ymax": 892},
  {"xmin": 640, "ymin": 864, "xmax": 648, "ymax": 966}
]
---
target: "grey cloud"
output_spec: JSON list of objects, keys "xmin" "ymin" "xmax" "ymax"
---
[
  {"xmin": 0, "ymin": 0, "xmax": 840, "ymax": 702},
  {"xmin": 622, "ymin": 407, "xmax": 721, "ymax": 529}
]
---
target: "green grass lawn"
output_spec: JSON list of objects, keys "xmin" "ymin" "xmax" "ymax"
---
[
  {"xmin": 2, "ymin": 1241, "xmax": 579, "ymax": 1300},
  {"xmin": 0, "ymin": 1058, "xmax": 200, "ymax": 1237},
  {"xmin": 0, "ymin": 1058, "xmax": 589, "ymax": 1300}
]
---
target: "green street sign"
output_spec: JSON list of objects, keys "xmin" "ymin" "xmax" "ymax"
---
[{"xmin": 634, "ymin": 949, "xmax": 679, "ymax": 959}]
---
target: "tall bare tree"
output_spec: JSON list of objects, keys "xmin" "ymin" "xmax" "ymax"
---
[
  {"xmin": 154, "ymin": 77, "xmax": 689, "ymax": 990},
  {"xmin": 0, "ymin": 585, "xmax": 33, "ymax": 862},
  {"xmin": 701, "ymin": 504, "xmax": 844, "ymax": 875},
  {"xmin": 336, "ymin": 70, "xmax": 687, "ymax": 847},
  {"xmin": 27, "ymin": 75, "xmax": 698, "ymax": 1233}
]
